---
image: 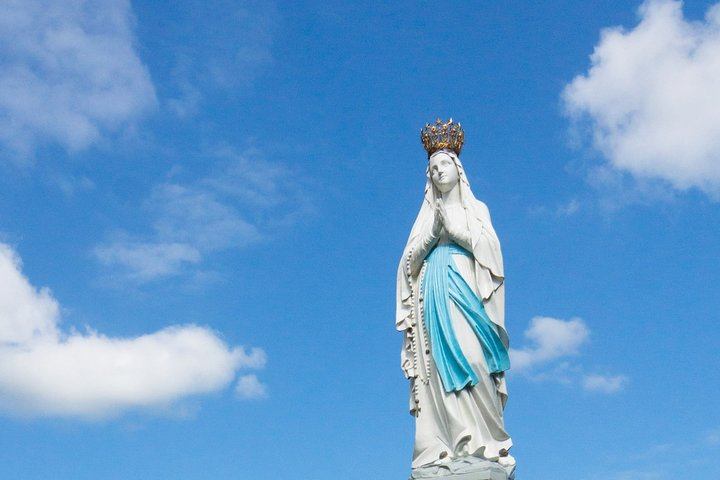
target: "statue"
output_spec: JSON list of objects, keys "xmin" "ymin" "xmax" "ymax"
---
[{"xmin": 396, "ymin": 119, "xmax": 515, "ymax": 479}]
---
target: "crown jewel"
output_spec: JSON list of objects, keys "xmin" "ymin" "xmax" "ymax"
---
[{"xmin": 421, "ymin": 118, "xmax": 464, "ymax": 157}]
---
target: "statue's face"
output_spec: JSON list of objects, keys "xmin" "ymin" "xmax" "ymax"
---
[{"xmin": 429, "ymin": 151, "xmax": 459, "ymax": 193}]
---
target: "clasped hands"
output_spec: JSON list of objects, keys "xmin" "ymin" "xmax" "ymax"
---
[
  {"xmin": 431, "ymin": 198, "xmax": 467, "ymax": 243},
  {"xmin": 407, "ymin": 198, "xmax": 470, "ymax": 277}
]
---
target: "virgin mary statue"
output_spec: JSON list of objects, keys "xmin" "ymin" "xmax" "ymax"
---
[{"xmin": 396, "ymin": 119, "xmax": 515, "ymax": 476}]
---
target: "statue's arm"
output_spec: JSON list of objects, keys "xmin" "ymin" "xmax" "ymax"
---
[
  {"xmin": 406, "ymin": 227, "xmax": 438, "ymax": 277},
  {"xmin": 446, "ymin": 226, "xmax": 472, "ymax": 252},
  {"xmin": 441, "ymin": 206, "xmax": 473, "ymax": 252}
]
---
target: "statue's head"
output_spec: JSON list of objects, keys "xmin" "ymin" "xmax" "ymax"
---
[
  {"xmin": 429, "ymin": 149, "xmax": 460, "ymax": 193},
  {"xmin": 421, "ymin": 118, "xmax": 475, "ymax": 202}
]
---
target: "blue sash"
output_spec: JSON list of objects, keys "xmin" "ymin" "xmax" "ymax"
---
[{"xmin": 422, "ymin": 243, "xmax": 510, "ymax": 393}]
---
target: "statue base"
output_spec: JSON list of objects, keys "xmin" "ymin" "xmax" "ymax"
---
[{"xmin": 410, "ymin": 457, "xmax": 515, "ymax": 480}]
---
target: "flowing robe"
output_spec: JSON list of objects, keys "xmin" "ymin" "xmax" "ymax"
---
[{"xmin": 397, "ymin": 180, "xmax": 512, "ymax": 468}]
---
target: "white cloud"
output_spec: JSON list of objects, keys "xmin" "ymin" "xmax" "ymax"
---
[
  {"xmin": 95, "ymin": 148, "xmax": 310, "ymax": 282},
  {"xmin": 582, "ymin": 373, "xmax": 629, "ymax": 394},
  {"xmin": 563, "ymin": 0, "xmax": 720, "ymax": 196},
  {"xmin": 0, "ymin": 0, "xmax": 156, "ymax": 160},
  {"xmin": 0, "ymin": 244, "xmax": 59, "ymax": 344},
  {"xmin": 235, "ymin": 374, "xmax": 267, "ymax": 399},
  {"xmin": 0, "ymin": 242, "xmax": 264, "ymax": 419},
  {"xmin": 510, "ymin": 316, "xmax": 627, "ymax": 394},
  {"xmin": 510, "ymin": 316, "xmax": 590, "ymax": 372}
]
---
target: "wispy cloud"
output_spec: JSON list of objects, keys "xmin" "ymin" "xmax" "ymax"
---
[
  {"xmin": 705, "ymin": 427, "xmax": 720, "ymax": 446},
  {"xmin": 165, "ymin": 2, "xmax": 278, "ymax": 118},
  {"xmin": 0, "ymin": 0, "xmax": 156, "ymax": 161},
  {"xmin": 95, "ymin": 241, "xmax": 203, "ymax": 282},
  {"xmin": 529, "ymin": 198, "xmax": 582, "ymax": 217},
  {"xmin": 510, "ymin": 316, "xmax": 628, "ymax": 394},
  {"xmin": 95, "ymin": 147, "xmax": 311, "ymax": 282},
  {"xmin": 563, "ymin": 0, "xmax": 720, "ymax": 197},
  {"xmin": 582, "ymin": 373, "xmax": 629, "ymax": 394},
  {"xmin": 0, "ymin": 242, "xmax": 264, "ymax": 419},
  {"xmin": 556, "ymin": 198, "xmax": 581, "ymax": 216},
  {"xmin": 584, "ymin": 469, "xmax": 666, "ymax": 480},
  {"xmin": 581, "ymin": 435, "xmax": 720, "ymax": 480},
  {"xmin": 235, "ymin": 374, "xmax": 267, "ymax": 399}
]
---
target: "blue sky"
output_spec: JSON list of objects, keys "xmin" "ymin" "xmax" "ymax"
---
[{"xmin": 1, "ymin": 1, "xmax": 719, "ymax": 479}]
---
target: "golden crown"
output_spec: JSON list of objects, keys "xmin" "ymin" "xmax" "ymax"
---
[{"xmin": 421, "ymin": 118, "xmax": 464, "ymax": 157}]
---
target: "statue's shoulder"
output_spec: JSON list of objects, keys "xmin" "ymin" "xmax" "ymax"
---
[
  {"xmin": 469, "ymin": 198, "xmax": 492, "ymax": 220},
  {"xmin": 474, "ymin": 198, "xmax": 489, "ymax": 210}
]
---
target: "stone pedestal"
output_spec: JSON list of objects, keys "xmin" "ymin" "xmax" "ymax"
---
[{"xmin": 410, "ymin": 457, "xmax": 515, "ymax": 480}]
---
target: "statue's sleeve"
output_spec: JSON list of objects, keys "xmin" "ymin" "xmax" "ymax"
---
[
  {"xmin": 395, "ymin": 229, "xmax": 434, "ymax": 333},
  {"xmin": 406, "ymin": 227, "xmax": 437, "ymax": 277}
]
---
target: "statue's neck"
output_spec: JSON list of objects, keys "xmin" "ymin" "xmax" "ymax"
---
[{"xmin": 441, "ymin": 184, "xmax": 461, "ymax": 206}]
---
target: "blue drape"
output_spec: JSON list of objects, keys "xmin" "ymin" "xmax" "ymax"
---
[{"xmin": 422, "ymin": 243, "xmax": 510, "ymax": 393}]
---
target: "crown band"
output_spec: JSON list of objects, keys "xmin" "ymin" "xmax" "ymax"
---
[{"xmin": 421, "ymin": 118, "xmax": 464, "ymax": 157}]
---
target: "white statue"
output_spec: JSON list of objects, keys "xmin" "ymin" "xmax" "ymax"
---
[{"xmin": 396, "ymin": 119, "xmax": 515, "ymax": 477}]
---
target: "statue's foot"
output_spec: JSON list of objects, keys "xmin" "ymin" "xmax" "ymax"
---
[{"xmin": 497, "ymin": 454, "xmax": 515, "ymax": 467}]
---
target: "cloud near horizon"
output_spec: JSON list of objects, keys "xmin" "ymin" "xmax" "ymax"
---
[
  {"xmin": 0, "ymin": 242, "xmax": 265, "ymax": 419},
  {"xmin": 0, "ymin": 0, "xmax": 156, "ymax": 160},
  {"xmin": 563, "ymin": 0, "xmax": 720, "ymax": 197}
]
